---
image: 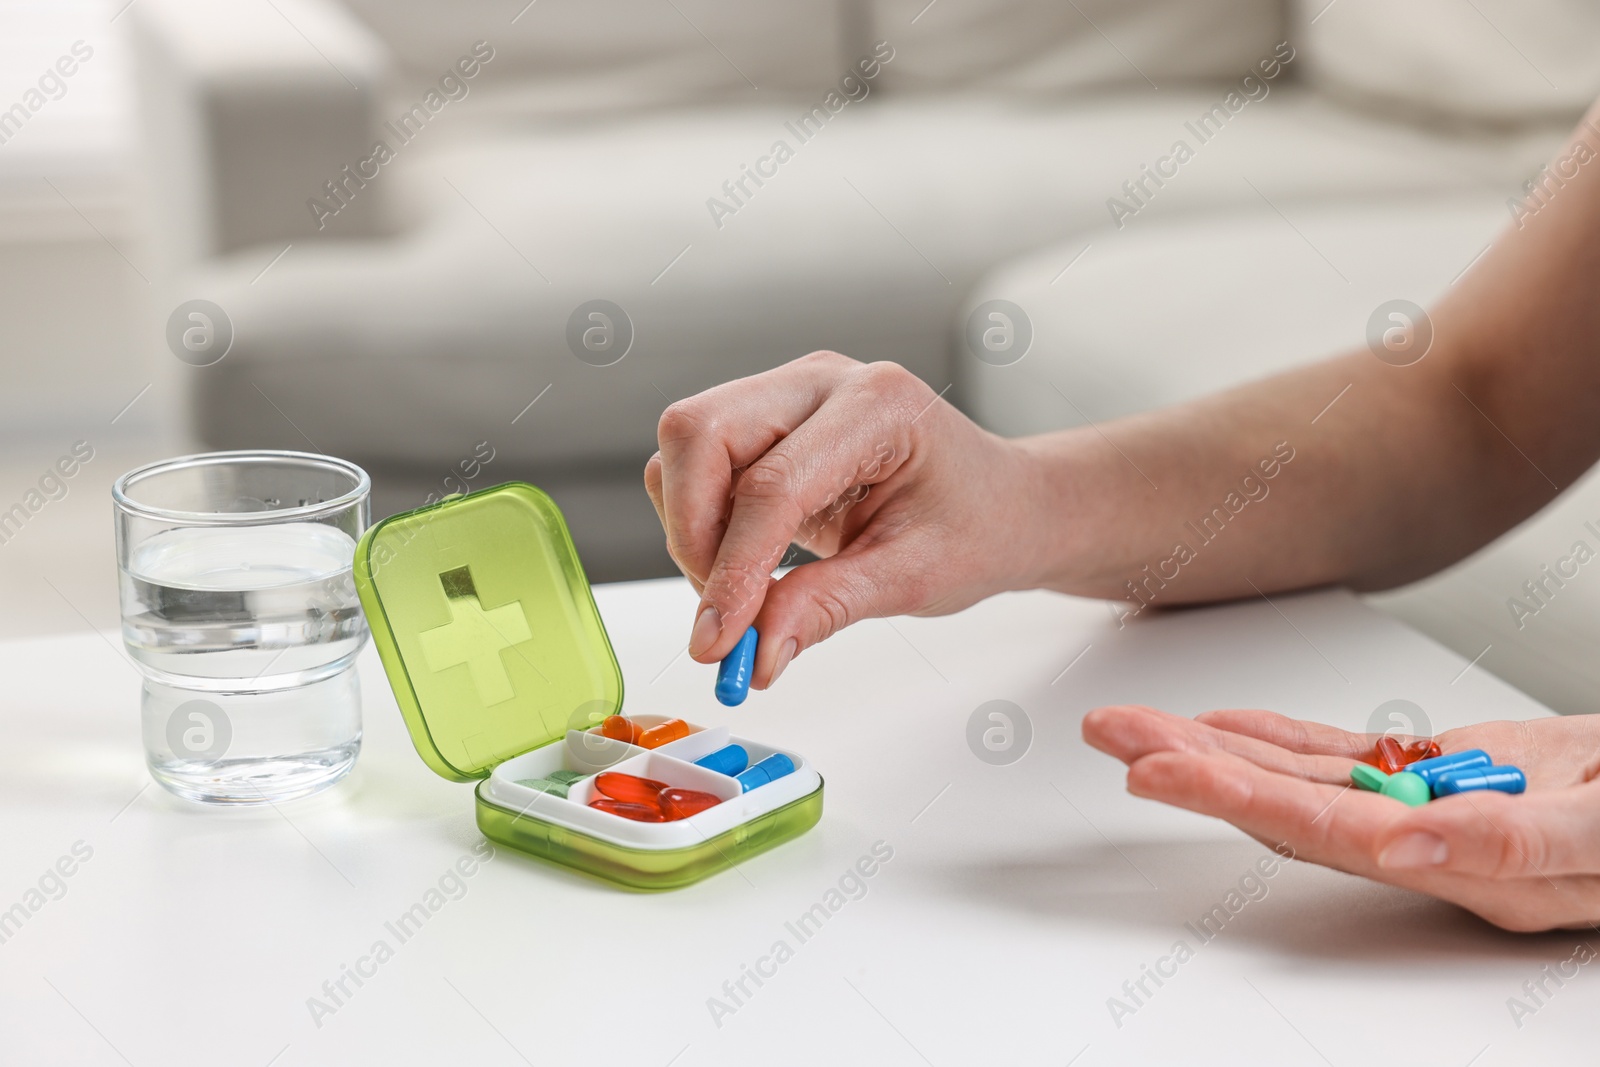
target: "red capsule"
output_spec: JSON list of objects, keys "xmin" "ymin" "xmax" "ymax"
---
[
  {"xmin": 1404, "ymin": 739, "xmax": 1442, "ymax": 769},
  {"xmin": 595, "ymin": 771, "xmax": 669, "ymax": 806},
  {"xmin": 589, "ymin": 798, "xmax": 665, "ymax": 822},
  {"xmin": 638, "ymin": 718, "xmax": 690, "ymax": 749},
  {"xmin": 595, "ymin": 716, "xmax": 641, "ymax": 744},
  {"xmin": 659, "ymin": 787, "xmax": 721, "ymax": 821},
  {"xmin": 1374, "ymin": 736, "xmax": 1442, "ymax": 775}
]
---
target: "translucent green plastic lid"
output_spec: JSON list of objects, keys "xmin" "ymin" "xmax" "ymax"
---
[{"xmin": 352, "ymin": 482, "xmax": 624, "ymax": 782}]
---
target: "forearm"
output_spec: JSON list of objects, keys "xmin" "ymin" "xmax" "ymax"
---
[
  {"xmin": 1015, "ymin": 348, "xmax": 1495, "ymax": 606},
  {"xmin": 1015, "ymin": 102, "xmax": 1600, "ymax": 608}
]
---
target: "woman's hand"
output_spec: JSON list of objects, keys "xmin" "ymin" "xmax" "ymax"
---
[
  {"xmin": 1083, "ymin": 705, "xmax": 1600, "ymax": 932},
  {"xmin": 644, "ymin": 351, "xmax": 1050, "ymax": 687}
]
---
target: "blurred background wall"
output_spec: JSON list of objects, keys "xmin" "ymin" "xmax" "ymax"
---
[
  {"xmin": 5, "ymin": 0, "xmax": 1600, "ymax": 714},
  {"xmin": 0, "ymin": 0, "xmax": 165, "ymax": 640}
]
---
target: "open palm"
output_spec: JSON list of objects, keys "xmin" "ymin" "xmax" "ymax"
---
[{"xmin": 1083, "ymin": 705, "xmax": 1600, "ymax": 932}]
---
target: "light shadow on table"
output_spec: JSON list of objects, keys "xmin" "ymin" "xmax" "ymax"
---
[{"xmin": 928, "ymin": 838, "xmax": 1576, "ymax": 963}]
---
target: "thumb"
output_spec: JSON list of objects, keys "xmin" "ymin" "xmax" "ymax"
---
[
  {"xmin": 1375, "ymin": 780, "xmax": 1600, "ymax": 878},
  {"xmin": 749, "ymin": 543, "xmax": 927, "ymax": 688}
]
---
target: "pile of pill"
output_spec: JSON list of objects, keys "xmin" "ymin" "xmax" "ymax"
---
[
  {"xmin": 693, "ymin": 744, "xmax": 797, "ymax": 793},
  {"xmin": 1352, "ymin": 746, "xmax": 1525, "ymax": 807},
  {"xmin": 513, "ymin": 768, "xmax": 590, "ymax": 799},
  {"xmin": 593, "ymin": 715, "xmax": 690, "ymax": 748},
  {"xmin": 585, "ymin": 719, "xmax": 797, "ymax": 788},
  {"xmin": 1373, "ymin": 736, "xmax": 1440, "ymax": 774},
  {"xmin": 588, "ymin": 771, "xmax": 723, "ymax": 823}
]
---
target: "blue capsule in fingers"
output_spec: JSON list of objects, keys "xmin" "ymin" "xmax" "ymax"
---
[
  {"xmin": 1433, "ymin": 765, "xmax": 1527, "ymax": 797},
  {"xmin": 694, "ymin": 744, "xmax": 749, "ymax": 777},
  {"xmin": 716, "ymin": 626, "xmax": 759, "ymax": 706},
  {"xmin": 1404, "ymin": 748, "xmax": 1491, "ymax": 788},
  {"xmin": 736, "ymin": 753, "xmax": 795, "ymax": 793}
]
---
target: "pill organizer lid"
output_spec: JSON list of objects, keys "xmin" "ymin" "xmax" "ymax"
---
[{"xmin": 352, "ymin": 482, "xmax": 624, "ymax": 782}]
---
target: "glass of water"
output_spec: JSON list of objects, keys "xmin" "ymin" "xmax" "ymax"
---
[{"xmin": 113, "ymin": 451, "xmax": 370, "ymax": 804}]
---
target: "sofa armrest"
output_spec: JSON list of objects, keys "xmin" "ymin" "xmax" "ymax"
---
[{"xmin": 130, "ymin": 0, "xmax": 391, "ymax": 265}]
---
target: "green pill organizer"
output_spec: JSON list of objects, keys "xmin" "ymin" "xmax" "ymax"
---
[{"xmin": 352, "ymin": 482, "xmax": 823, "ymax": 889}]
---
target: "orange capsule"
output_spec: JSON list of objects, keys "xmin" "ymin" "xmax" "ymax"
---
[
  {"xmin": 1409, "ymin": 738, "xmax": 1442, "ymax": 764},
  {"xmin": 595, "ymin": 771, "xmax": 668, "ymax": 807},
  {"xmin": 1375, "ymin": 736, "xmax": 1442, "ymax": 775},
  {"xmin": 638, "ymin": 718, "xmax": 690, "ymax": 749},
  {"xmin": 589, "ymin": 798, "xmax": 664, "ymax": 822},
  {"xmin": 595, "ymin": 715, "xmax": 641, "ymax": 744},
  {"xmin": 659, "ymin": 787, "xmax": 721, "ymax": 821}
]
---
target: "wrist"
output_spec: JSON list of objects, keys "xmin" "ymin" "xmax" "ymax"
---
[{"xmin": 1000, "ymin": 431, "xmax": 1090, "ymax": 594}]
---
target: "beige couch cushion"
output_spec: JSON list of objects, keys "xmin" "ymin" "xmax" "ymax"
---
[
  {"xmin": 872, "ymin": 0, "xmax": 1285, "ymax": 95},
  {"xmin": 961, "ymin": 197, "xmax": 1513, "ymax": 436},
  {"xmin": 190, "ymin": 88, "xmax": 1554, "ymax": 474},
  {"xmin": 1293, "ymin": 0, "xmax": 1600, "ymax": 124},
  {"xmin": 339, "ymin": 0, "xmax": 852, "ymax": 116}
]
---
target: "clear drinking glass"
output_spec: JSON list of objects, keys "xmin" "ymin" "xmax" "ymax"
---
[{"xmin": 113, "ymin": 451, "xmax": 370, "ymax": 803}]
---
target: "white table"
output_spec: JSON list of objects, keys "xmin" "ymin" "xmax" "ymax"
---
[{"xmin": 0, "ymin": 580, "xmax": 1585, "ymax": 1065}]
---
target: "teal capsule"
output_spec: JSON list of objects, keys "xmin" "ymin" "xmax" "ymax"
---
[
  {"xmin": 1404, "ymin": 749, "xmax": 1491, "ymax": 788},
  {"xmin": 1379, "ymin": 771, "xmax": 1431, "ymax": 807},
  {"xmin": 514, "ymin": 777, "xmax": 570, "ymax": 799},
  {"xmin": 547, "ymin": 769, "xmax": 588, "ymax": 785},
  {"xmin": 1433, "ymin": 765, "xmax": 1526, "ymax": 797},
  {"xmin": 1350, "ymin": 764, "xmax": 1389, "ymax": 792}
]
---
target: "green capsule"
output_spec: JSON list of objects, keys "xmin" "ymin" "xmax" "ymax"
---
[
  {"xmin": 514, "ymin": 778, "xmax": 570, "ymax": 799},
  {"xmin": 1379, "ymin": 771, "xmax": 1430, "ymax": 807},
  {"xmin": 546, "ymin": 770, "xmax": 587, "ymax": 785},
  {"xmin": 1350, "ymin": 763, "xmax": 1388, "ymax": 792}
]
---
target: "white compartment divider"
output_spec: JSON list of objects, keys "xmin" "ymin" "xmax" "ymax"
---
[
  {"xmin": 652, "ymin": 724, "xmax": 730, "ymax": 764},
  {"xmin": 562, "ymin": 730, "xmax": 646, "ymax": 775},
  {"xmin": 564, "ymin": 750, "xmax": 740, "ymax": 807}
]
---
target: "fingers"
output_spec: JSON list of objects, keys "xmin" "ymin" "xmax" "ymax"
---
[
  {"xmin": 656, "ymin": 351, "xmax": 854, "ymax": 592},
  {"xmin": 1374, "ymin": 780, "xmax": 1600, "ymax": 879},
  {"xmin": 645, "ymin": 452, "xmax": 704, "ymax": 595},
  {"xmin": 1101, "ymin": 716, "xmax": 1600, "ymax": 932},
  {"xmin": 1124, "ymin": 747, "xmax": 1405, "ymax": 874},
  {"xmin": 1083, "ymin": 705, "xmax": 1356, "ymax": 784},
  {"xmin": 644, "ymin": 452, "xmax": 666, "ymax": 522},
  {"xmin": 687, "ymin": 361, "xmax": 929, "ymax": 662},
  {"xmin": 747, "ymin": 538, "xmax": 927, "ymax": 688},
  {"xmin": 1195, "ymin": 708, "xmax": 1375, "ymax": 759}
]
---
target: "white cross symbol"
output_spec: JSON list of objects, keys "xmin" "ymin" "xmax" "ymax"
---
[{"xmin": 418, "ymin": 567, "xmax": 531, "ymax": 706}]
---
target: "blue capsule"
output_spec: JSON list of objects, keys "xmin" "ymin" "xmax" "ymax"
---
[
  {"xmin": 1403, "ymin": 748, "xmax": 1491, "ymax": 788},
  {"xmin": 1433, "ymin": 765, "xmax": 1526, "ymax": 797},
  {"xmin": 694, "ymin": 744, "xmax": 750, "ymax": 777},
  {"xmin": 715, "ymin": 626, "xmax": 759, "ymax": 706},
  {"xmin": 735, "ymin": 753, "xmax": 795, "ymax": 793}
]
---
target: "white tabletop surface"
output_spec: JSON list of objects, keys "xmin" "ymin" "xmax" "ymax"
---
[{"xmin": 0, "ymin": 579, "xmax": 1587, "ymax": 1066}]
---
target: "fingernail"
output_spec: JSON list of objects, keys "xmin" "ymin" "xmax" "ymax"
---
[
  {"xmin": 1378, "ymin": 831, "xmax": 1449, "ymax": 869},
  {"xmin": 689, "ymin": 604, "xmax": 721, "ymax": 658},
  {"xmin": 769, "ymin": 637, "xmax": 798, "ymax": 686}
]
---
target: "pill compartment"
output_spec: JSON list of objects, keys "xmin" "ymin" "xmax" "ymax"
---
[
  {"xmin": 482, "ymin": 730, "xmax": 820, "ymax": 845},
  {"xmin": 491, "ymin": 730, "xmax": 638, "ymax": 782},
  {"xmin": 593, "ymin": 712, "xmax": 705, "ymax": 749},
  {"xmin": 354, "ymin": 482, "xmax": 823, "ymax": 890}
]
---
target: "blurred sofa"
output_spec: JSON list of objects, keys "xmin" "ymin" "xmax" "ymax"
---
[
  {"xmin": 131, "ymin": 0, "xmax": 1600, "ymax": 709},
  {"xmin": 959, "ymin": 0, "xmax": 1600, "ymax": 715}
]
